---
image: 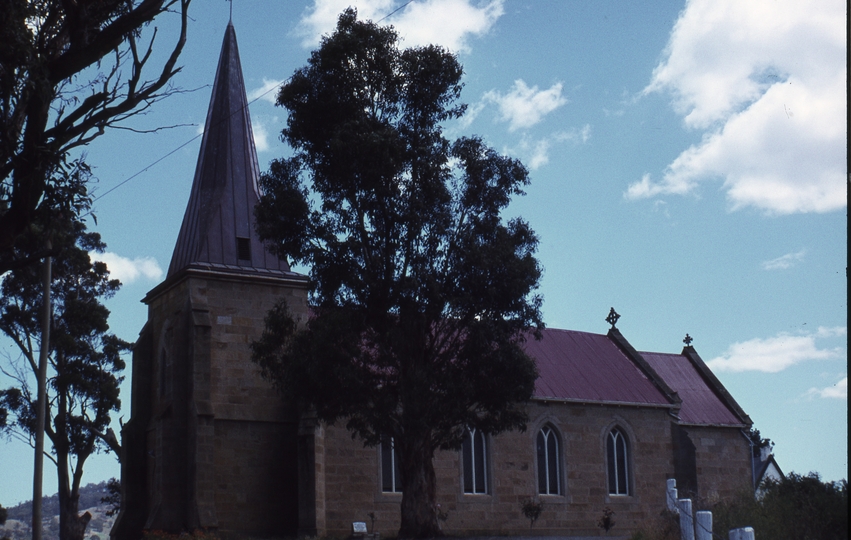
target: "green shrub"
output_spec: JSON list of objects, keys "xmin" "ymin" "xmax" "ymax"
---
[{"xmin": 710, "ymin": 473, "xmax": 848, "ymax": 540}]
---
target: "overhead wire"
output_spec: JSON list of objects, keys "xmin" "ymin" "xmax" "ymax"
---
[
  {"xmin": 85, "ymin": 2, "xmax": 413, "ymax": 214},
  {"xmin": 86, "ymin": 77, "xmax": 287, "ymax": 214}
]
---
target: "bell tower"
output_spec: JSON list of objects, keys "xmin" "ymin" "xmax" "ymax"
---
[{"xmin": 112, "ymin": 22, "xmax": 308, "ymax": 539}]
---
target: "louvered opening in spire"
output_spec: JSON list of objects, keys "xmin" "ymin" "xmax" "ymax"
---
[{"xmin": 167, "ymin": 23, "xmax": 289, "ymax": 277}]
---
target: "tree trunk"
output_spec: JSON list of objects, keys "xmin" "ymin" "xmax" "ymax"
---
[
  {"xmin": 54, "ymin": 352, "xmax": 92, "ymax": 540},
  {"xmin": 57, "ymin": 457, "xmax": 92, "ymax": 540},
  {"xmin": 60, "ymin": 505, "xmax": 91, "ymax": 540},
  {"xmin": 397, "ymin": 437, "xmax": 443, "ymax": 539}
]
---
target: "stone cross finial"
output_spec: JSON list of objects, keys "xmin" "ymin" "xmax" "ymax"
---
[
  {"xmin": 606, "ymin": 308, "xmax": 620, "ymax": 329},
  {"xmin": 683, "ymin": 333, "xmax": 693, "ymax": 346}
]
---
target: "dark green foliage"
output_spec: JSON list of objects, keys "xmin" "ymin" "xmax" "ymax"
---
[
  {"xmin": 747, "ymin": 427, "xmax": 773, "ymax": 458},
  {"xmin": 252, "ymin": 9, "xmax": 542, "ymax": 538},
  {"xmin": 0, "ymin": 504, "xmax": 7, "ymax": 526},
  {"xmin": 100, "ymin": 479, "xmax": 120, "ymax": 518},
  {"xmin": 598, "ymin": 507, "xmax": 616, "ymax": 534},
  {"xmin": 520, "ymin": 498, "xmax": 544, "ymax": 529},
  {"xmin": 0, "ymin": 166, "xmax": 129, "ymax": 540},
  {"xmin": 710, "ymin": 473, "xmax": 848, "ymax": 540}
]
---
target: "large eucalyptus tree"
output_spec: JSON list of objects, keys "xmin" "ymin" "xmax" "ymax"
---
[{"xmin": 252, "ymin": 10, "xmax": 543, "ymax": 538}]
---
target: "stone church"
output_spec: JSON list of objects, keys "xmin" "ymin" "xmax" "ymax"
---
[{"xmin": 111, "ymin": 23, "xmax": 754, "ymax": 540}]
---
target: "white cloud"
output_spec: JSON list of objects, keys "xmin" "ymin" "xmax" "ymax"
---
[
  {"xmin": 90, "ymin": 252, "xmax": 163, "ymax": 284},
  {"xmin": 248, "ymin": 78, "xmax": 284, "ymax": 105},
  {"xmin": 296, "ymin": 0, "xmax": 504, "ymax": 52},
  {"xmin": 816, "ymin": 326, "xmax": 847, "ymax": 338},
  {"xmin": 483, "ymin": 80, "xmax": 567, "ymax": 132},
  {"xmin": 506, "ymin": 126, "xmax": 590, "ymax": 170},
  {"xmin": 457, "ymin": 101, "xmax": 487, "ymax": 129},
  {"xmin": 761, "ymin": 249, "xmax": 806, "ymax": 270},
  {"xmin": 251, "ymin": 119, "xmax": 270, "ymax": 153},
  {"xmin": 706, "ymin": 327, "xmax": 846, "ymax": 373},
  {"xmin": 629, "ymin": 0, "xmax": 846, "ymax": 215},
  {"xmin": 805, "ymin": 376, "xmax": 847, "ymax": 400},
  {"xmin": 526, "ymin": 138, "xmax": 553, "ymax": 170}
]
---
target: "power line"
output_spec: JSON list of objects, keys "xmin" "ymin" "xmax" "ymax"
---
[
  {"xmin": 87, "ymin": 2, "xmax": 410, "ymax": 212},
  {"xmin": 86, "ymin": 76, "xmax": 287, "ymax": 214},
  {"xmin": 377, "ymin": 1, "xmax": 413, "ymax": 23}
]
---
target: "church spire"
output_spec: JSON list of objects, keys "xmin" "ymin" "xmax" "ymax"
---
[{"xmin": 168, "ymin": 22, "xmax": 289, "ymax": 277}]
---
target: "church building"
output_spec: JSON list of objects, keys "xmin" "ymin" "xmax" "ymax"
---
[{"xmin": 111, "ymin": 23, "xmax": 754, "ymax": 540}]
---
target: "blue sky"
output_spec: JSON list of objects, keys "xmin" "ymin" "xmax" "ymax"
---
[{"xmin": 1, "ymin": 0, "xmax": 846, "ymax": 507}]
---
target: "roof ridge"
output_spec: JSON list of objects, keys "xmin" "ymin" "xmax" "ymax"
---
[
  {"xmin": 606, "ymin": 328, "xmax": 682, "ymax": 408},
  {"xmin": 680, "ymin": 345, "xmax": 752, "ymax": 426}
]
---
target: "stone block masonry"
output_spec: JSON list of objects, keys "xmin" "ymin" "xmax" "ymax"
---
[
  {"xmin": 315, "ymin": 402, "xmax": 675, "ymax": 537},
  {"xmin": 133, "ymin": 272, "xmax": 308, "ymax": 536}
]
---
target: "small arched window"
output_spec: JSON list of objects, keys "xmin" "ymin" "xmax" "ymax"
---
[
  {"xmin": 463, "ymin": 428, "xmax": 488, "ymax": 494},
  {"xmin": 537, "ymin": 425, "xmax": 561, "ymax": 495},
  {"xmin": 607, "ymin": 428, "xmax": 630, "ymax": 495}
]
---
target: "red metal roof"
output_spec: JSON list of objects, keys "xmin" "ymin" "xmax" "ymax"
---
[
  {"xmin": 640, "ymin": 351, "xmax": 744, "ymax": 426},
  {"xmin": 524, "ymin": 329, "xmax": 672, "ymax": 406}
]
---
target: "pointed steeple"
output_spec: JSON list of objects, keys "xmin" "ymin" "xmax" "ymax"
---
[{"xmin": 168, "ymin": 22, "xmax": 289, "ymax": 277}]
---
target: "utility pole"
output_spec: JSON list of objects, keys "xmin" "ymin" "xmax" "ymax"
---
[{"xmin": 32, "ymin": 239, "xmax": 51, "ymax": 540}]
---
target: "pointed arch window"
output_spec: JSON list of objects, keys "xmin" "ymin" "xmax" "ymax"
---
[
  {"xmin": 607, "ymin": 428, "xmax": 630, "ymax": 495},
  {"xmin": 463, "ymin": 428, "xmax": 488, "ymax": 494},
  {"xmin": 537, "ymin": 425, "xmax": 561, "ymax": 495},
  {"xmin": 381, "ymin": 436, "xmax": 402, "ymax": 493}
]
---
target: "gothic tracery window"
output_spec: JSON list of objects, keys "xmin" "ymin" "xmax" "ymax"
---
[
  {"xmin": 607, "ymin": 427, "xmax": 630, "ymax": 495},
  {"xmin": 537, "ymin": 424, "xmax": 561, "ymax": 495},
  {"xmin": 463, "ymin": 428, "xmax": 488, "ymax": 494}
]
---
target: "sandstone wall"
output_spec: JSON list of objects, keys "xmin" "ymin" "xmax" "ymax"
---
[
  {"xmin": 687, "ymin": 426, "xmax": 752, "ymax": 502},
  {"xmin": 318, "ymin": 402, "xmax": 675, "ymax": 537},
  {"xmin": 143, "ymin": 273, "xmax": 307, "ymax": 535}
]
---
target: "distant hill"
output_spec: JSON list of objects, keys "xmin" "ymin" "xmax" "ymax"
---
[{"xmin": 1, "ymin": 481, "xmax": 117, "ymax": 540}]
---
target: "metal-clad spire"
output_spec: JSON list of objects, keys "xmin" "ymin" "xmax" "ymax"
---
[{"xmin": 168, "ymin": 22, "xmax": 289, "ymax": 276}]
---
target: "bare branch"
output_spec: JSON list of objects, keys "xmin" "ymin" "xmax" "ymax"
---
[
  {"xmin": 109, "ymin": 122, "xmax": 196, "ymax": 134},
  {"xmin": 0, "ymin": 0, "xmax": 192, "ymax": 263}
]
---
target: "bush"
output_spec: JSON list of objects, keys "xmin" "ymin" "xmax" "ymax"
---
[
  {"xmin": 710, "ymin": 472, "xmax": 848, "ymax": 540},
  {"xmin": 629, "ymin": 509, "xmax": 680, "ymax": 540},
  {"xmin": 520, "ymin": 497, "xmax": 544, "ymax": 529}
]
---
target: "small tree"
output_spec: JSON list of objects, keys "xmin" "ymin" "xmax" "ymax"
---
[
  {"xmin": 100, "ymin": 478, "xmax": 121, "ymax": 518},
  {"xmin": 597, "ymin": 507, "xmax": 615, "ymax": 535},
  {"xmin": 0, "ymin": 171, "xmax": 129, "ymax": 540},
  {"xmin": 252, "ymin": 9, "xmax": 542, "ymax": 539},
  {"xmin": 521, "ymin": 498, "xmax": 544, "ymax": 529}
]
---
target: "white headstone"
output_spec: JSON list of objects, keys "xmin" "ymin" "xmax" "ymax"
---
[
  {"xmin": 729, "ymin": 527, "xmax": 755, "ymax": 540},
  {"xmin": 666, "ymin": 479, "xmax": 678, "ymax": 512},
  {"xmin": 678, "ymin": 499, "xmax": 694, "ymax": 540},
  {"xmin": 695, "ymin": 511, "xmax": 712, "ymax": 540}
]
